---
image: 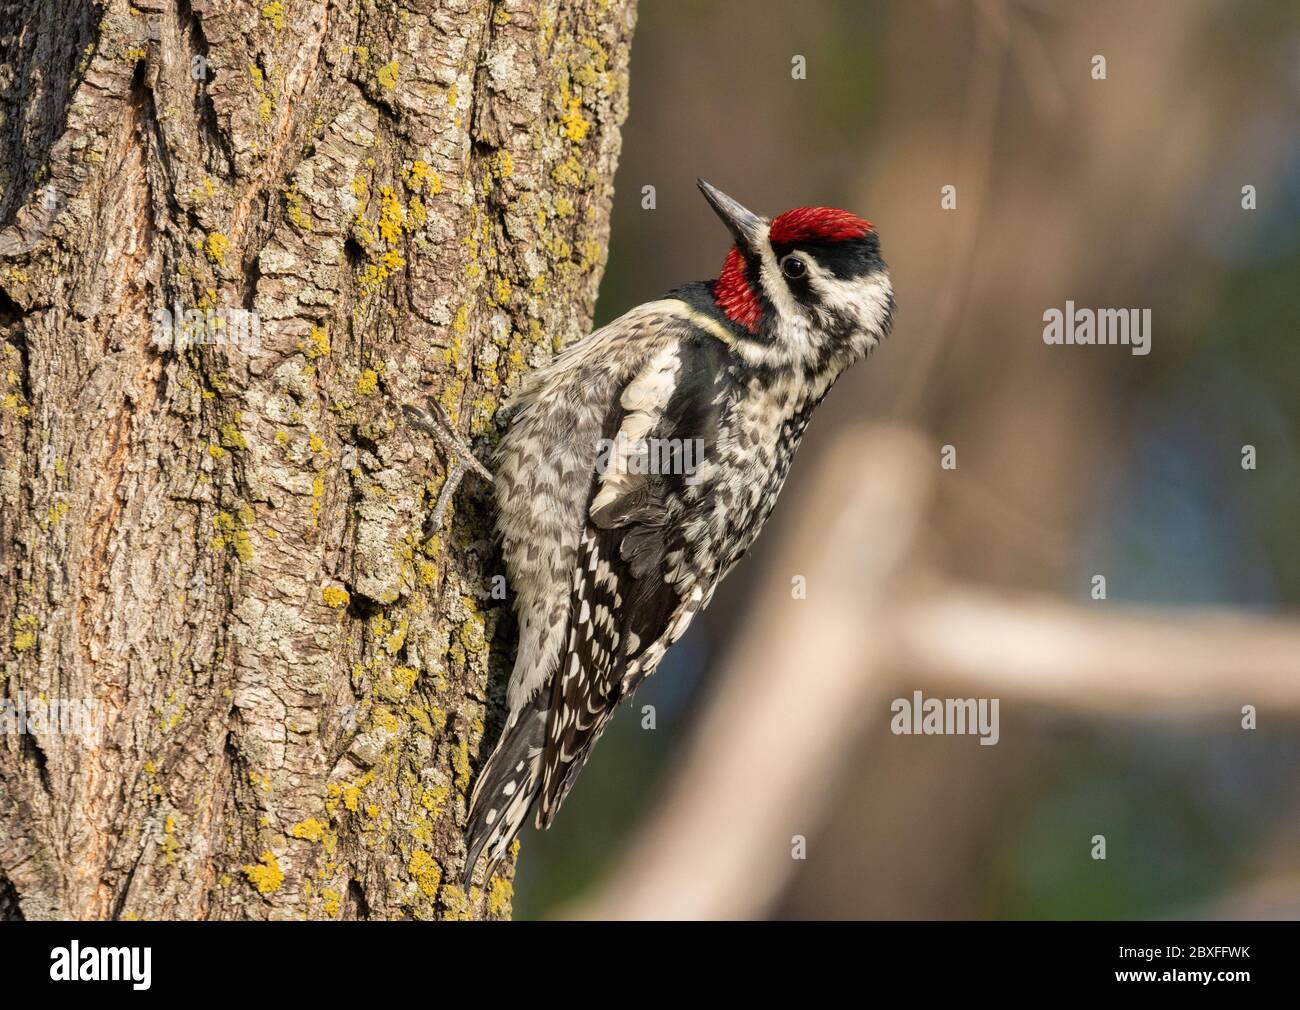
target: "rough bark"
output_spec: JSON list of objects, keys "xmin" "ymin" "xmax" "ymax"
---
[{"xmin": 0, "ymin": 0, "xmax": 635, "ymax": 921}]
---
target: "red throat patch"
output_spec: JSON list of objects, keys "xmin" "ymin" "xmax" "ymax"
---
[
  {"xmin": 713, "ymin": 246, "xmax": 763, "ymax": 333},
  {"xmin": 769, "ymin": 206, "xmax": 872, "ymax": 245}
]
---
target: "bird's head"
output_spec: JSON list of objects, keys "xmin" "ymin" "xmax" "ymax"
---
[{"xmin": 699, "ymin": 179, "xmax": 894, "ymax": 377}]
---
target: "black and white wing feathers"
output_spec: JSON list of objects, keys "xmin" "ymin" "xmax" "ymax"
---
[{"xmin": 536, "ymin": 335, "xmax": 728, "ymax": 826}]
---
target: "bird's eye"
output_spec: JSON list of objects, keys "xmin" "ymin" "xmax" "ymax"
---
[{"xmin": 780, "ymin": 255, "xmax": 806, "ymax": 280}]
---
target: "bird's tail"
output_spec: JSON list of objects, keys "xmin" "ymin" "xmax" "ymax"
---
[{"xmin": 463, "ymin": 690, "xmax": 548, "ymax": 891}]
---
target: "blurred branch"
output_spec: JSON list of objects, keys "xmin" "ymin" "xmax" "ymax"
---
[
  {"xmin": 572, "ymin": 424, "xmax": 1300, "ymax": 920},
  {"xmin": 898, "ymin": 589, "xmax": 1300, "ymax": 716},
  {"xmin": 1200, "ymin": 875, "xmax": 1300, "ymax": 921}
]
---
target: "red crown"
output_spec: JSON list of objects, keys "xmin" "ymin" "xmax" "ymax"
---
[{"xmin": 769, "ymin": 206, "xmax": 872, "ymax": 245}]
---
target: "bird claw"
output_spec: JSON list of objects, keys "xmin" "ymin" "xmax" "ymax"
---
[{"xmin": 401, "ymin": 397, "xmax": 494, "ymax": 534}]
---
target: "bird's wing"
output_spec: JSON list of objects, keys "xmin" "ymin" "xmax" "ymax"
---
[
  {"xmin": 535, "ymin": 333, "xmax": 729, "ymax": 827},
  {"xmin": 494, "ymin": 299, "xmax": 713, "ymax": 719}
]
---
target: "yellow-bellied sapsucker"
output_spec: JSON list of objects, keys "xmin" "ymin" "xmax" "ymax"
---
[{"xmin": 460, "ymin": 180, "xmax": 895, "ymax": 887}]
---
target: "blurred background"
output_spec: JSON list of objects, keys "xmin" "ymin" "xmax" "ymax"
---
[{"xmin": 515, "ymin": 0, "xmax": 1300, "ymax": 919}]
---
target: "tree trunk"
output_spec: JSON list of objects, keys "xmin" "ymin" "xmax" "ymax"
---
[{"xmin": 0, "ymin": 0, "xmax": 635, "ymax": 921}]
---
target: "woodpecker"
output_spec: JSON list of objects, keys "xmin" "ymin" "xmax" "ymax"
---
[{"xmin": 460, "ymin": 180, "xmax": 895, "ymax": 888}]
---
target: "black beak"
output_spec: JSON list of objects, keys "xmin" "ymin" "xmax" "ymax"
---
[{"xmin": 697, "ymin": 179, "xmax": 766, "ymax": 254}]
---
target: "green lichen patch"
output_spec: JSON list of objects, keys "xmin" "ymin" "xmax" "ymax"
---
[
  {"xmin": 12, "ymin": 614, "xmax": 39, "ymax": 652},
  {"xmin": 261, "ymin": 1, "xmax": 285, "ymax": 31},
  {"xmin": 377, "ymin": 60, "xmax": 400, "ymax": 91},
  {"xmin": 209, "ymin": 507, "xmax": 256, "ymax": 563}
]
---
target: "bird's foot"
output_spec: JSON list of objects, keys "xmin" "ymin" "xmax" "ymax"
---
[{"xmin": 402, "ymin": 398, "xmax": 494, "ymax": 534}]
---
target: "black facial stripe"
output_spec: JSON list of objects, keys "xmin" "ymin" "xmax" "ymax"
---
[
  {"xmin": 742, "ymin": 250, "xmax": 778, "ymax": 341},
  {"xmin": 772, "ymin": 231, "xmax": 883, "ymax": 281}
]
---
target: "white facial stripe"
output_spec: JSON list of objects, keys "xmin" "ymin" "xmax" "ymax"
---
[
  {"xmin": 810, "ymin": 268, "xmax": 892, "ymax": 326},
  {"xmin": 811, "ymin": 269, "xmax": 894, "ymax": 362},
  {"xmin": 753, "ymin": 221, "xmax": 802, "ymax": 326},
  {"xmin": 748, "ymin": 224, "xmax": 827, "ymax": 368}
]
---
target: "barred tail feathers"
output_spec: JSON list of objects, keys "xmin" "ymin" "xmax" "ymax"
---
[{"xmin": 463, "ymin": 691, "xmax": 548, "ymax": 890}]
